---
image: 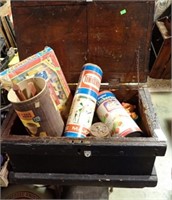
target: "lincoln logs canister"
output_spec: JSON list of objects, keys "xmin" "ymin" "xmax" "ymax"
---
[
  {"xmin": 64, "ymin": 63, "xmax": 103, "ymax": 138},
  {"xmin": 7, "ymin": 77, "xmax": 64, "ymax": 137},
  {"xmin": 96, "ymin": 91, "xmax": 142, "ymax": 137}
]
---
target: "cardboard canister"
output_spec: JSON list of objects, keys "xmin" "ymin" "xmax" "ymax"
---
[
  {"xmin": 96, "ymin": 91, "xmax": 142, "ymax": 137},
  {"xmin": 7, "ymin": 77, "xmax": 64, "ymax": 137},
  {"xmin": 64, "ymin": 63, "xmax": 103, "ymax": 138}
]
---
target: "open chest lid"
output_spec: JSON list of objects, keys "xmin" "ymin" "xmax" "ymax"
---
[{"xmin": 11, "ymin": 0, "xmax": 155, "ymax": 84}]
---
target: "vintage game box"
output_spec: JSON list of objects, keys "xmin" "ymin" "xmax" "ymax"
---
[{"xmin": 0, "ymin": 46, "xmax": 72, "ymax": 119}]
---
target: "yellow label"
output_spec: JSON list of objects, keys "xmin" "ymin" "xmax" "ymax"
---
[
  {"xmin": 15, "ymin": 110, "xmax": 40, "ymax": 136},
  {"xmin": 16, "ymin": 110, "xmax": 35, "ymax": 120}
]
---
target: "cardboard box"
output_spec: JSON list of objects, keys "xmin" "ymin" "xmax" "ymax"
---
[{"xmin": 0, "ymin": 47, "xmax": 72, "ymax": 119}]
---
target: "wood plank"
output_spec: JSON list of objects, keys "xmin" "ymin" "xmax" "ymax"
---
[
  {"xmin": 149, "ymin": 18, "xmax": 171, "ymax": 79},
  {"xmin": 11, "ymin": 0, "xmax": 154, "ymax": 83},
  {"xmin": 9, "ymin": 168, "xmax": 157, "ymax": 187}
]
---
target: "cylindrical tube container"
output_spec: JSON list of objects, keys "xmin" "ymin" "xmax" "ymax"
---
[
  {"xmin": 8, "ymin": 77, "xmax": 64, "ymax": 137},
  {"xmin": 64, "ymin": 63, "xmax": 103, "ymax": 138},
  {"xmin": 96, "ymin": 91, "xmax": 142, "ymax": 137}
]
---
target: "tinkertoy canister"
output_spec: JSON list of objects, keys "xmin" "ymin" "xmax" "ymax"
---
[
  {"xmin": 64, "ymin": 63, "xmax": 103, "ymax": 138},
  {"xmin": 96, "ymin": 91, "xmax": 142, "ymax": 137},
  {"xmin": 7, "ymin": 77, "xmax": 64, "ymax": 137}
]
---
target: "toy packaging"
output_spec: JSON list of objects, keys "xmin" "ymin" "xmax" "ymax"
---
[{"xmin": 0, "ymin": 47, "xmax": 72, "ymax": 119}]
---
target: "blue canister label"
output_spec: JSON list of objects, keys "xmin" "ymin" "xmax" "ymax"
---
[{"xmin": 97, "ymin": 91, "xmax": 116, "ymax": 106}]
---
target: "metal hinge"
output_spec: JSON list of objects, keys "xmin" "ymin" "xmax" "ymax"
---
[
  {"xmin": 101, "ymin": 82, "xmax": 147, "ymax": 90},
  {"xmin": 120, "ymin": 82, "xmax": 147, "ymax": 88}
]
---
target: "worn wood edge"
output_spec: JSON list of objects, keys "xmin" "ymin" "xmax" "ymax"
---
[
  {"xmin": 144, "ymin": 0, "xmax": 155, "ymax": 77},
  {"xmin": 139, "ymin": 88, "xmax": 167, "ymax": 141},
  {"xmin": 11, "ymin": 0, "xmax": 87, "ymax": 8},
  {"xmin": 8, "ymin": 167, "xmax": 157, "ymax": 188},
  {"xmin": 11, "ymin": 0, "xmax": 156, "ymax": 7},
  {"xmin": 1, "ymin": 130, "xmax": 166, "ymax": 145}
]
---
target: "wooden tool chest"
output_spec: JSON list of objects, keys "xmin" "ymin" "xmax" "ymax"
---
[{"xmin": 1, "ymin": 0, "xmax": 167, "ymax": 187}]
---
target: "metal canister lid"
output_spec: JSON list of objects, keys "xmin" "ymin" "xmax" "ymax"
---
[{"xmin": 90, "ymin": 122, "xmax": 110, "ymax": 138}]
